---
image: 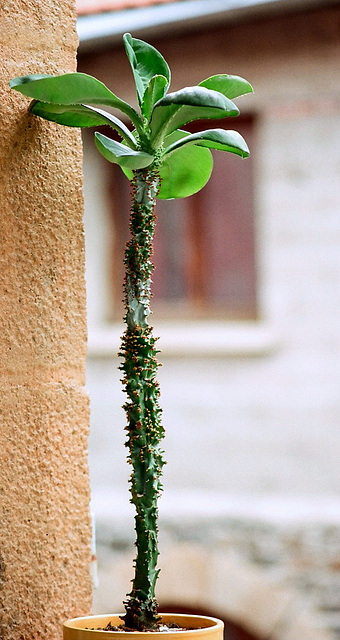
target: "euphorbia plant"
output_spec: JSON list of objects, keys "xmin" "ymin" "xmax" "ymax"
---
[{"xmin": 10, "ymin": 33, "xmax": 252, "ymax": 632}]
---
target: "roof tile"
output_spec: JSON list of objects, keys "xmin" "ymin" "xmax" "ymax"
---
[{"xmin": 76, "ymin": 0, "xmax": 178, "ymax": 16}]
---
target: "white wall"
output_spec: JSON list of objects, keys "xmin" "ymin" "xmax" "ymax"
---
[{"xmin": 84, "ymin": 111, "xmax": 340, "ymax": 506}]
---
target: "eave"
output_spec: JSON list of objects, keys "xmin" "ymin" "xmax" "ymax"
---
[{"xmin": 77, "ymin": 0, "xmax": 338, "ymax": 52}]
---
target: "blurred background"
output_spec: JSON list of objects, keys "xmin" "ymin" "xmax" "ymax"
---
[{"xmin": 76, "ymin": 1, "xmax": 340, "ymax": 638}]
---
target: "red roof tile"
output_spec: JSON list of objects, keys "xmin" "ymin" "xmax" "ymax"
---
[{"xmin": 76, "ymin": 0, "xmax": 178, "ymax": 16}]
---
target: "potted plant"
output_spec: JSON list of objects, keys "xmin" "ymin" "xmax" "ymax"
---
[{"xmin": 10, "ymin": 33, "xmax": 252, "ymax": 638}]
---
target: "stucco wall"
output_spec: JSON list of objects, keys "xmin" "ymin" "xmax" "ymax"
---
[{"xmin": 0, "ymin": 1, "xmax": 92, "ymax": 638}]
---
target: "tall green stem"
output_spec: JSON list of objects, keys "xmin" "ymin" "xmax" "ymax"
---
[{"xmin": 120, "ymin": 167, "xmax": 165, "ymax": 630}]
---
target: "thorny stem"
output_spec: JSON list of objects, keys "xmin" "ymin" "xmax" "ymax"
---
[{"xmin": 119, "ymin": 167, "xmax": 165, "ymax": 630}]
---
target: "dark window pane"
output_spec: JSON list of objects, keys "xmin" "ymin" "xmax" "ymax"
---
[{"xmin": 109, "ymin": 115, "xmax": 257, "ymax": 321}]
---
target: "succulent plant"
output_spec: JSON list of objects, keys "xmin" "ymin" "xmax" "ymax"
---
[{"xmin": 10, "ymin": 33, "xmax": 252, "ymax": 631}]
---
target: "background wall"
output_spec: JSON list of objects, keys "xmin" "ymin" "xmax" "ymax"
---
[{"xmin": 79, "ymin": 6, "xmax": 340, "ymax": 639}]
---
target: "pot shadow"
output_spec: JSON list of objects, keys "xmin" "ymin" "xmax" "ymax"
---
[{"xmin": 159, "ymin": 603, "xmax": 260, "ymax": 640}]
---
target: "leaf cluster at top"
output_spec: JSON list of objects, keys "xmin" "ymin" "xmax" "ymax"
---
[{"xmin": 10, "ymin": 33, "xmax": 253, "ymax": 199}]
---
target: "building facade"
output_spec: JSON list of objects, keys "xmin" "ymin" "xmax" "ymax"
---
[{"xmin": 77, "ymin": 2, "xmax": 340, "ymax": 638}]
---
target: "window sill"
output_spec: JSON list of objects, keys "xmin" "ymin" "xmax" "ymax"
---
[
  {"xmin": 87, "ymin": 321, "xmax": 279, "ymax": 358},
  {"xmin": 92, "ymin": 488, "xmax": 340, "ymax": 529}
]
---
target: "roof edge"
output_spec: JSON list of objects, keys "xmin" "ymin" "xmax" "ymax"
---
[{"xmin": 77, "ymin": 0, "xmax": 339, "ymax": 52}]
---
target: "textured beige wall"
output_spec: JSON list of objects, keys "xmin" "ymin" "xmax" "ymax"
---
[{"xmin": 0, "ymin": 1, "xmax": 92, "ymax": 638}]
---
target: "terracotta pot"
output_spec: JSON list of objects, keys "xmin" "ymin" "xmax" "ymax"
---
[{"xmin": 63, "ymin": 613, "xmax": 224, "ymax": 640}]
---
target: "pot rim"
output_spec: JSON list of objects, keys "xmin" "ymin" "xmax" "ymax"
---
[{"xmin": 63, "ymin": 613, "xmax": 224, "ymax": 635}]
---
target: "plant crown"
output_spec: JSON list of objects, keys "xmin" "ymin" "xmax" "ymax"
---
[{"xmin": 10, "ymin": 32, "xmax": 252, "ymax": 199}]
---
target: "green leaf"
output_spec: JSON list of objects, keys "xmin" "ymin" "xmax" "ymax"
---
[
  {"xmin": 156, "ymin": 86, "xmax": 239, "ymax": 110},
  {"xmin": 199, "ymin": 74, "xmax": 253, "ymax": 99},
  {"xmin": 164, "ymin": 128, "xmax": 250, "ymax": 159},
  {"xmin": 150, "ymin": 86, "xmax": 239, "ymax": 146},
  {"xmin": 142, "ymin": 75, "xmax": 168, "ymax": 121},
  {"xmin": 121, "ymin": 166, "xmax": 134, "ymax": 181},
  {"xmin": 158, "ymin": 130, "xmax": 213, "ymax": 199},
  {"xmin": 10, "ymin": 72, "xmax": 143, "ymax": 131},
  {"xmin": 95, "ymin": 132, "xmax": 154, "ymax": 170},
  {"xmin": 10, "ymin": 73, "xmax": 50, "ymax": 84},
  {"xmin": 29, "ymin": 101, "xmax": 137, "ymax": 147},
  {"xmin": 123, "ymin": 33, "xmax": 170, "ymax": 110}
]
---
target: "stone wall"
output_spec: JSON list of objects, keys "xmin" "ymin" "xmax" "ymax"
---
[{"xmin": 93, "ymin": 522, "xmax": 338, "ymax": 640}]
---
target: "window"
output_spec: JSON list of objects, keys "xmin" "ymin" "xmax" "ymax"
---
[{"xmin": 108, "ymin": 116, "xmax": 257, "ymax": 322}]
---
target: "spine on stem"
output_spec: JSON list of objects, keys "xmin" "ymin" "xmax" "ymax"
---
[{"xmin": 120, "ymin": 167, "xmax": 165, "ymax": 630}]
